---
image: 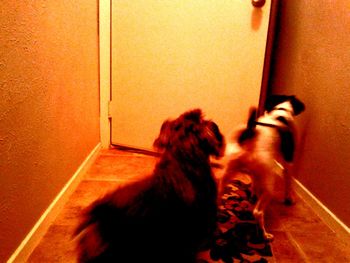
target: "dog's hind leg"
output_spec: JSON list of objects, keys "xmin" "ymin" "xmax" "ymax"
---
[
  {"xmin": 283, "ymin": 164, "xmax": 294, "ymax": 206},
  {"xmin": 253, "ymin": 192, "xmax": 274, "ymax": 241}
]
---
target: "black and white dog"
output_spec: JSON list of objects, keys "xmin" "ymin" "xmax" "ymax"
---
[
  {"xmin": 219, "ymin": 95, "xmax": 305, "ymax": 241},
  {"xmin": 74, "ymin": 109, "xmax": 225, "ymax": 263}
]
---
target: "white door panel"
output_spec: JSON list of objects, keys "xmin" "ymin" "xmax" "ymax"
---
[{"xmin": 111, "ymin": 0, "xmax": 272, "ymax": 150}]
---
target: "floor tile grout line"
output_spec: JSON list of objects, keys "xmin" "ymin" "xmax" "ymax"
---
[
  {"xmin": 83, "ymin": 178, "xmax": 138, "ymax": 182},
  {"xmin": 285, "ymin": 231, "xmax": 311, "ymax": 263},
  {"xmin": 99, "ymin": 153, "xmax": 158, "ymax": 158}
]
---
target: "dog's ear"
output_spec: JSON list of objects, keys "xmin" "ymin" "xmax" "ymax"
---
[
  {"xmin": 290, "ymin": 96, "xmax": 305, "ymax": 115},
  {"xmin": 265, "ymin": 95, "xmax": 289, "ymax": 112},
  {"xmin": 200, "ymin": 121, "xmax": 225, "ymax": 157},
  {"xmin": 182, "ymin": 108, "xmax": 203, "ymax": 123},
  {"xmin": 265, "ymin": 95, "xmax": 305, "ymax": 115},
  {"xmin": 153, "ymin": 120, "xmax": 172, "ymax": 151}
]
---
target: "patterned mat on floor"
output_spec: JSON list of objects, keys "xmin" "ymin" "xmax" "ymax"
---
[{"xmin": 198, "ymin": 178, "xmax": 273, "ymax": 263}]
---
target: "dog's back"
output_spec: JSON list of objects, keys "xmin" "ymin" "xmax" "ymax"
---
[
  {"xmin": 75, "ymin": 171, "xmax": 212, "ymax": 263},
  {"xmin": 236, "ymin": 103, "xmax": 297, "ymax": 165}
]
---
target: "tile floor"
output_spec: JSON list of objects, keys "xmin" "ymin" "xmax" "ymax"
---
[{"xmin": 27, "ymin": 148, "xmax": 350, "ymax": 262}]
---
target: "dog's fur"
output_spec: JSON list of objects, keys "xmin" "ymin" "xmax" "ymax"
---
[
  {"xmin": 74, "ymin": 109, "xmax": 225, "ymax": 263},
  {"xmin": 219, "ymin": 95, "xmax": 305, "ymax": 241}
]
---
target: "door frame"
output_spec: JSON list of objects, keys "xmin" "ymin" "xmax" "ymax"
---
[
  {"xmin": 258, "ymin": 0, "xmax": 279, "ymax": 115},
  {"xmin": 99, "ymin": 0, "xmax": 112, "ymax": 148},
  {"xmin": 98, "ymin": 0, "xmax": 279, "ymax": 148}
]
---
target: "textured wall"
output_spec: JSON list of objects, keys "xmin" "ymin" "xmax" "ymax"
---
[
  {"xmin": 0, "ymin": 1, "xmax": 99, "ymax": 260},
  {"xmin": 270, "ymin": 1, "xmax": 350, "ymax": 226}
]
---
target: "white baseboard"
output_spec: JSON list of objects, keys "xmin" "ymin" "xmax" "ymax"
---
[
  {"xmin": 7, "ymin": 143, "xmax": 101, "ymax": 263},
  {"xmin": 293, "ymin": 178, "xmax": 350, "ymax": 244}
]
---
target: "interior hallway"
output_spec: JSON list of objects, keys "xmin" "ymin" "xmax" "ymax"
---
[{"xmin": 27, "ymin": 149, "xmax": 350, "ymax": 262}]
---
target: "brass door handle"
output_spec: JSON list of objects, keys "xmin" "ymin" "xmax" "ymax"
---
[{"xmin": 252, "ymin": 0, "xmax": 266, "ymax": 8}]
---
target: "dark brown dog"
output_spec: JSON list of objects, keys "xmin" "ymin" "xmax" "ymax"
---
[{"xmin": 74, "ymin": 109, "xmax": 225, "ymax": 263}]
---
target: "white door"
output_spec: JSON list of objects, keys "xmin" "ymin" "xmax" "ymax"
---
[{"xmin": 110, "ymin": 0, "xmax": 273, "ymax": 150}]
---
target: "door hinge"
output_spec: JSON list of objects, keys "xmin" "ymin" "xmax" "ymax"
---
[{"xmin": 108, "ymin": 100, "xmax": 112, "ymax": 119}]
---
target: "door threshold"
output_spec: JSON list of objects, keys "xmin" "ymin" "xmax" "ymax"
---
[{"xmin": 110, "ymin": 143, "xmax": 161, "ymax": 157}]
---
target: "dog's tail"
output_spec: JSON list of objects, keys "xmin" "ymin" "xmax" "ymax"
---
[
  {"xmin": 237, "ymin": 107, "xmax": 257, "ymax": 144},
  {"xmin": 73, "ymin": 199, "xmax": 102, "ymax": 238},
  {"xmin": 73, "ymin": 198, "xmax": 119, "ymax": 262}
]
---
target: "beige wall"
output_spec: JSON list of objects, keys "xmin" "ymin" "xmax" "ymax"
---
[
  {"xmin": 270, "ymin": 1, "xmax": 350, "ymax": 227},
  {"xmin": 0, "ymin": 1, "xmax": 100, "ymax": 260}
]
